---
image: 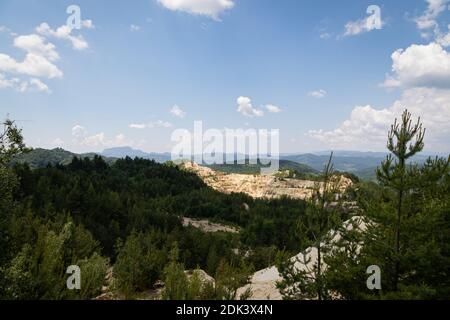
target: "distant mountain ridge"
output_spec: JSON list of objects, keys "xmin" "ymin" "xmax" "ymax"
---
[
  {"xmin": 101, "ymin": 147, "xmax": 171, "ymax": 163},
  {"xmin": 11, "ymin": 148, "xmax": 116, "ymax": 169},
  {"xmin": 12, "ymin": 147, "xmax": 446, "ymax": 181},
  {"xmin": 206, "ymin": 160, "xmax": 318, "ymax": 175}
]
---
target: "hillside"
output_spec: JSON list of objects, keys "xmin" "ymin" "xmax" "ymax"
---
[
  {"xmin": 11, "ymin": 148, "xmax": 116, "ymax": 169},
  {"xmin": 281, "ymin": 153, "xmax": 384, "ymax": 172},
  {"xmin": 101, "ymin": 147, "xmax": 171, "ymax": 163},
  {"xmin": 281, "ymin": 152, "xmax": 436, "ymax": 181},
  {"xmin": 206, "ymin": 159, "xmax": 317, "ymax": 176}
]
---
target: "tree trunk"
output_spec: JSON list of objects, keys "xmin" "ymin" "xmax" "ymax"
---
[
  {"xmin": 394, "ymin": 157, "xmax": 405, "ymax": 291},
  {"xmin": 394, "ymin": 188, "xmax": 402, "ymax": 291},
  {"xmin": 317, "ymin": 243, "xmax": 322, "ymax": 300}
]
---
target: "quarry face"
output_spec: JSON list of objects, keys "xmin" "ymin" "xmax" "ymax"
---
[{"xmin": 182, "ymin": 162, "xmax": 353, "ymax": 201}]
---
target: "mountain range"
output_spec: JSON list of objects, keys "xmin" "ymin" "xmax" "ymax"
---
[{"xmin": 12, "ymin": 146, "xmax": 446, "ymax": 181}]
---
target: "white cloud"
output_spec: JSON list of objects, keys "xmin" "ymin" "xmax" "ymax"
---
[
  {"xmin": 14, "ymin": 78, "xmax": 50, "ymax": 93},
  {"xmin": 0, "ymin": 73, "xmax": 16, "ymax": 89},
  {"xmin": 130, "ymin": 24, "xmax": 141, "ymax": 32},
  {"xmin": 14, "ymin": 34, "xmax": 59, "ymax": 61},
  {"xmin": 157, "ymin": 0, "xmax": 234, "ymax": 20},
  {"xmin": 72, "ymin": 125, "xmax": 129, "ymax": 148},
  {"xmin": 415, "ymin": 0, "xmax": 449, "ymax": 30},
  {"xmin": 36, "ymin": 22, "xmax": 89, "ymax": 50},
  {"xmin": 29, "ymin": 78, "xmax": 50, "ymax": 92},
  {"xmin": 382, "ymin": 42, "xmax": 450, "ymax": 88},
  {"xmin": 84, "ymin": 132, "xmax": 106, "ymax": 147},
  {"xmin": 129, "ymin": 120, "xmax": 173, "ymax": 129},
  {"xmin": 0, "ymin": 20, "xmax": 95, "ymax": 94},
  {"xmin": 170, "ymin": 105, "xmax": 186, "ymax": 118},
  {"xmin": 0, "ymin": 52, "xmax": 63, "ymax": 79},
  {"xmin": 308, "ymin": 89, "xmax": 327, "ymax": 99},
  {"xmin": 436, "ymin": 24, "xmax": 450, "ymax": 46},
  {"xmin": 72, "ymin": 125, "xmax": 88, "ymax": 142},
  {"xmin": 414, "ymin": 0, "xmax": 450, "ymax": 46},
  {"xmin": 236, "ymin": 96, "xmax": 264, "ymax": 117},
  {"xmin": 307, "ymin": 87, "xmax": 450, "ymax": 151},
  {"xmin": 82, "ymin": 20, "xmax": 95, "ymax": 29},
  {"xmin": 265, "ymin": 104, "xmax": 282, "ymax": 113},
  {"xmin": 0, "ymin": 74, "xmax": 49, "ymax": 93},
  {"xmin": 129, "ymin": 123, "xmax": 147, "ymax": 129}
]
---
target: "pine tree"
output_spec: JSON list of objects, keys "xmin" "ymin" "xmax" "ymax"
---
[
  {"xmin": 0, "ymin": 119, "xmax": 29, "ymax": 290},
  {"xmin": 376, "ymin": 109, "xmax": 425, "ymax": 291},
  {"xmin": 277, "ymin": 153, "xmax": 341, "ymax": 300},
  {"xmin": 162, "ymin": 244, "xmax": 188, "ymax": 300},
  {"xmin": 0, "ymin": 119, "xmax": 29, "ymax": 166}
]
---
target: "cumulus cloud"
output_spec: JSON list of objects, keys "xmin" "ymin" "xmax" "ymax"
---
[
  {"xmin": 236, "ymin": 96, "xmax": 264, "ymax": 117},
  {"xmin": 72, "ymin": 125, "xmax": 88, "ymax": 141},
  {"xmin": 36, "ymin": 22, "xmax": 90, "ymax": 50},
  {"xmin": 382, "ymin": 42, "xmax": 450, "ymax": 88},
  {"xmin": 265, "ymin": 104, "xmax": 282, "ymax": 113},
  {"xmin": 28, "ymin": 78, "xmax": 50, "ymax": 92},
  {"xmin": 13, "ymin": 34, "xmax": 59, "ymax": 61},
  {"xmin": 170, "ymin": 105, "xmax": 186, "ymax": 118},
  {"xmin": 72, "ymin": 125, "xmax": 129, "ymax": 148},
  {"xmin": 1, "ymin": 32, "xmax": 63, "ymax": 79},
  {"xmin": 0, "ymin": 53, "xmax": 63, "ymax": 79},
  {"xmin": 307, "ymin": 87, "xmax": 450, "ymax": 151},
  {"xmin": 308, "ymin": 89, "xmax": 327, "ymax": 99},
  {"xmin": 1, "ymin": 19, "xmax": 94, "ymax": 93},
  {"xmin": 13, "ymin": 78, "xmax": 51, "ymax": 93},
  {"xmin": 129, "ymin": 120, "xmax": 173, "ymax": 129},
  {"xmin": 157, "ymin": 0, "xmax": 234, "ymax": 20},
  {"xmin": 0, "ymin": 73, "xmax": 16, "ymax": 89}
]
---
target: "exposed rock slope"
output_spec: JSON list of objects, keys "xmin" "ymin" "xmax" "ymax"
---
[
  {"xmin": 182, "ymin": 162, "xmax": 352, "ymax": 200},
  {"xmin": 236, "ymin": 216, "xmax": 368, "ymax": 300}
]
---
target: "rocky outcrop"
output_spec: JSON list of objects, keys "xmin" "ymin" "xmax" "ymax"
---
[
  {"xmin": 182, "ymin": 217, "xmax": 239, "ymax": 233},
  {"xmin": 185, "ymin": 269, "xmax": 215, "ymax": 285},
  {"xmin": 182, "ymin": 162, "xmax": 353, "ymax": 200},
  {"xmin": 236, "ymin": 216, "xmax": 368, "ymax": 300}
]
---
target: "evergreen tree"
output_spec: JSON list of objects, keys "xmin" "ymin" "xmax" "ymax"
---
[
  {"xmin": 162, "ymin": 244, "xmax": 188, "ymax": 300},
  {"xmin": 376, "ymin": 109, "xmax": 425, "ymax": 290},
  {"xmin": 277, "ymin": 153, "xmax": 341, "ymax": 300},
  {"xmin": 324, "ymin": 110, "xmax": 450, "ymax": 299}
]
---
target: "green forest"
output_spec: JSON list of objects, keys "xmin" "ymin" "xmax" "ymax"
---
[{"xmin": 0, "ymin": 111, "xmax": 449, "ymax": 300}]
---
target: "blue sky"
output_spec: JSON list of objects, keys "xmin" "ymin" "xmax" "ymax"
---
[{"xmin": 1, "ymin": 0, "xmax": 450, "ymax": 153}]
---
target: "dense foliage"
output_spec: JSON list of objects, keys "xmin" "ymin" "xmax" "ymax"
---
[
  {"xmin": 1, "ymin": 111, "xmax": 449, "ymax": 300},
  {"xmin": 277, "ymin": 110, "xmax": 450, "ymax": 300},
  {"xmin": 2, "ymin": 152, "xmax": 313, "ymax": 299}
]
